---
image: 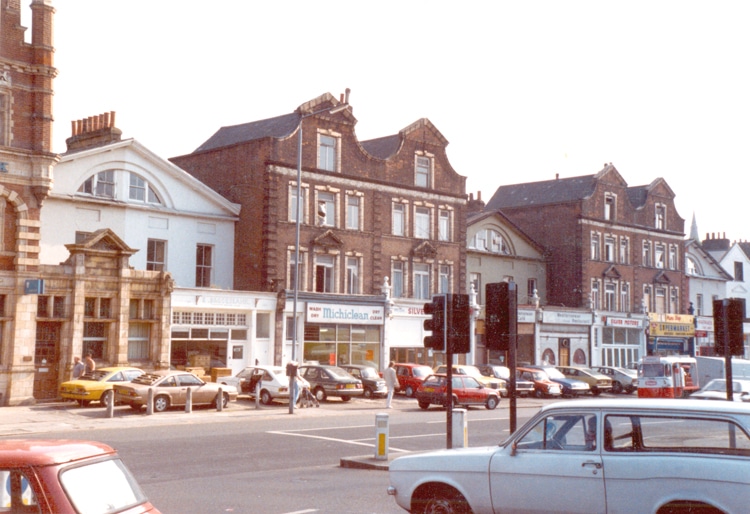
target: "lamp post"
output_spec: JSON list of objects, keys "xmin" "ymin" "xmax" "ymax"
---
[{"xmin": 289, "ymin": 93, "xmax": 349, "ymax": 414}]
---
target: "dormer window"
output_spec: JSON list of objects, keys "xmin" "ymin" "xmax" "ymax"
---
[
  {"xmin": 318, "ymin": 134, "xmax": 337, "ymax": 172},
  {"xmin": 655, "ymin": 204, "xmax": 666, "ymax": 229},
  {"xmin": 78, "ymin": 170, "xmax": 115, "ymax": 198},
  {"xmin": 415, "ymin": 156, "xmax": 431, "ymax": 188},
  {"xmin": 604, "ymin": 194, "xmax": 616, "ymax": 221}
]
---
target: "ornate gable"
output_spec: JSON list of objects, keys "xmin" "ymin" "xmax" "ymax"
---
[
  {"xmin": 64, "ymin": 228, "xmax": 137, "ymax": 257},
  {"xmin": 412, "ymin": 240, "xmax": 438, "ymax": 259},
  {"xmin": 312, "ymin": 229, "xmax": 344, "ymax": 250},
  {"xmin": 602, "ymin": 265, "xmax": 622, "ymax": 280},
  {"xmin": 652, "ymin": 271, "xmax": 671, "ymax": 285}
]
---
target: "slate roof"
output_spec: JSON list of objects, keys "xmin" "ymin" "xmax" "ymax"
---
[
  {"xmin": 360, "ymin": 134, "xmax": 402, "ymax": 160},
  {"xmin": 193, "ymin": 112, "xmax": 300, "ymax": 153},
  {"xmin": 485, "ymin": 174, "xmax": 598, "ymax": 210}
]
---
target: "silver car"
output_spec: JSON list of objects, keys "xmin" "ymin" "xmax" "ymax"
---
[
  {"xmin": 219, "ymin": 365, "xmax": 290, "ymax": 405},
  {"xmin": 388, "ymin": 399, "xmax": 750, "ymax": 513}
]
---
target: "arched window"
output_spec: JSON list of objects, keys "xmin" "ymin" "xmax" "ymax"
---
[
  {"xmin": 129, "ymin": 173, "xmax": 161, "ymax": 204},
  {"xmin": 78, "ymin": 170, "xmax": 114, "ymax": 198}
]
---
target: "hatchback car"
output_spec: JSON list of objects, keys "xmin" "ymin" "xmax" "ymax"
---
[
  {"xmin": 114, "ymin": 370, "xmax": 238, "ymax": 412},
  {"xmin": 0, "ymin": 439, "xmax": 160, "ymax": 513},
  {"xmin": 690, "ymin": 378, "xmax": 750, "ymax": 402},
  {"xmin": 388, "ymin": 399, "xmax": 750, "ymax": 514},
  {"xmin": 416, "ymin": 374, "xmax": 500, "ymax": 410},
  {"xmin": 476, "ymin": 364, "xmax": 534, "ymax": 397},
  {"xmin": 528, "ymin": 365, "xmax": 590, "ymax": 396},
  {"xmin": 592, "ymin": 365, "xmax": 638, "ymax": 394},
  {"xmin": 341, "ymin": 364, "xmax": 387, "ymax": 398},
  {"xmin": 556, "ymin": 366, "xmax": 613, "ymax": 395},
  {"xmin": 434, "ymin": 364, "xmax": 507, "ymax": 396},
  {"xmin": 517, "ymin": 367, "xmax": 562, "ymax": 398},
  {"xmin": 299, "ymin": 364, "xmax": 363, "ymax": 402},
  {"xmin": 393, "ymin": 363, "xmax": 434, "ymax": 397},
  {"xmin": 59, "ymin": 366, "xmax": 144, "ymax": 407},
  {"xmin": 218, "ymin": 365, "xmax": 289, "ymax": 405}
]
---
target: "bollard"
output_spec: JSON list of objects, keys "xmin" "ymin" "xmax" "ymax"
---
[
  {"xmin": 375, "ymin": 413, "xmax": 390, "ymax": 461},
  {"xmin": 452, "ymin": 408, "xmax": 468, "ymax": 448},
  {"xmin": 185, "ymin": 387, "xmax": 193, "ymax": 413},
  {"xmin": 106, "ymin": 392, "xmax": 114, "ymax": 418},
  {"xmin": 147, "ymin": 388, "xmax": 154, "ymax": 415},
  {"xmin": 216, "ymin": 387, "xmax": 223, "ymax": 412},
  {"xmin": 255, "ymin": 379, "xmax": 261, "ymax": 410}
]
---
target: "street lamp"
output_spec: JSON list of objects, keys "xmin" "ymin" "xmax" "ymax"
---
[{"xmin": 290, "ymin": 91, "xmax": 349, "ymax": 414}]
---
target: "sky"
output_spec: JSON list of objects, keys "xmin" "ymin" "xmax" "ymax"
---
[{"xmin": 46, "ymin": 1, "xmax": 750, "ymax": 242}]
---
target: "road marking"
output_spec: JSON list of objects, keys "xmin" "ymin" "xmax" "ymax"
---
[
  {"xmin": 282, "ymin": 510, "xmax": 318, "ymax": 514},
  {"xmin": 268, "ymin": 430, "xmax": 411, "ymax": 453}
]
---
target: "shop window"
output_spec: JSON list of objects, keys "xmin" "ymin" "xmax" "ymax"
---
[{"xmin": 128, "ymin": 323, "xmax": 150, "ymax": 360}]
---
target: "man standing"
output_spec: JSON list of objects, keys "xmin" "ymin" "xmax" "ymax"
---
[
  {"xmin": 72, "ymin": 356, "xmax": 85, "ymax": 379},
  {"xmin": 384, "ymin": 361, "xmax": 398, "ymax": 409},
  {"xmin": 83, "ymin": 354, "xmax": 96, "ymax": 375}
]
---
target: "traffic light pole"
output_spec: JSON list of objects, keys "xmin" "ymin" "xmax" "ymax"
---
[{"xmin": 446, "ymin": 344, "xmax": 453, "ymax": 449}]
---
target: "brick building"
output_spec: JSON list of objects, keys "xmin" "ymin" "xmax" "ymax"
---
[
  {"xmin": 486, "ymin": 164, "xmax": 688, "ymax": 366},
  {"xmin": 172, "ymin": 92, "xmax": 467, "ymax": 369}
]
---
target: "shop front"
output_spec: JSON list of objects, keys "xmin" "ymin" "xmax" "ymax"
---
[
  {"xmin": 647, "ymin": 313, "xmax": 695, "ymax": 356},
  {"xmin": 695, "ymin": 316, "xmax": 715, "ymax": 356},
  {"xmin": 536, "ymin": 309, "xmax": 593, "ymax": 366},
  {"xmin": 385, "ymin": 299, "xmax": 451, "ymax": 369},
  {"xmin": 597, "ymin": 315, "xmax": 646, "ymax": 367}
]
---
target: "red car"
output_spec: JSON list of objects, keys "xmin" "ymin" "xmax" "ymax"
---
[
  {"xmin": 0, "ymin": 439, "xmax": 160, "ymax": 513},
  {"xmin": 394, "ymin": 363, "xmax": 434, "ymax": 397},
  {"xmin": 416, "ymin": 373, "xmax": 500, "ymax": 410}
]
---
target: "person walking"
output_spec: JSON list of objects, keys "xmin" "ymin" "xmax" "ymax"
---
[
  {"xmin": 384, "ymin": 361, "xmax": 398, "ymax": 409},
  {"xmin": 72, "ymin": 356, "xmax": 85, "ymax": 379}
]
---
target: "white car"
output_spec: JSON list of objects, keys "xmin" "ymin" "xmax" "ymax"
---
[
  {"xmin": 388, "ymin": 399, "xmax": 750, "ymax": 514},
  {"xmin": 690, "ymin": 378, "xmax": 750, "ymax": 402},
  {"xmin": 219, "ymin": 365, "xmax": 290, "ymax": 405},
  {"xmin": 592, "ymin": 365, "xmax": 638, "ymax": 394}
]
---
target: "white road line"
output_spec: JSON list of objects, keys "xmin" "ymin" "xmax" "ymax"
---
[{"xmin": 268, "ymin": 430, "xmax": 411, "ymax": 453}]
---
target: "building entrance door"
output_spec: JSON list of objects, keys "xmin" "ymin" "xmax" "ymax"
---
[{"xmin": 34, "ymin": 322, "xmax": 61, "ymax": 400}]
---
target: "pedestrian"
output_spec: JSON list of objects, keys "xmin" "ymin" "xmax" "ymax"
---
[
  {"xmin": 83, "ymin": 353, "xmax": 96, "ymax": 375},
  {"xmin": 286, "ymin": 360, "xmax": 300, "ymax": 405},
  {"xmin": 72, "ymin": 356, "xmax": 84, "ymax": 379},
  {"xmin": 384, "ymin": 361, "xmax": 398, "ymax": 409}
]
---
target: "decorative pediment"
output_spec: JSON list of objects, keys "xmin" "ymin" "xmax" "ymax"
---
[
  {"xmin": 412, "ymin": 241, "xmax": 438, "ymax": 259},
  {"xmin": 311, "ymin": 229, "xmax": 344, "ymax": 250},
  {"xmin": 602, "ymin": 265, "xmax": 621, "ymax": 280},
  {"xmin": 652, "ymin": 271, "xmax": 671, "ymax": 285},
  {"xmin": 64, "ymin": 228, "xmax": 136, "ymax": 256}
]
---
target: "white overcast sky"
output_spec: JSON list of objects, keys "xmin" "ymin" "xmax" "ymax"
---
[{"xmin": 48, "ymin": 1, "xmax": 750, "ymax": 242}]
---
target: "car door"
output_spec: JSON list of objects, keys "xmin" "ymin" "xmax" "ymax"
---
[
  {"xmin": 179, "ymin": 373, "xmax": 209, "ymax": 404},
  {"xmin": 490, "ymin": 411, "xmax": 605, "ymax": 513}
]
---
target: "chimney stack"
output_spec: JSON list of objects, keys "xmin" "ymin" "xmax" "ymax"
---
[{"xmin": 65, "ymin": 111, "xmax": 122, "ymax": 153}]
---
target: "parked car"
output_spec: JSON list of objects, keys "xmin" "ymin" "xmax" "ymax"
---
[
  {"xmin": 476, "ymin": 364, "xmax": 534, "ymax": 397},
  {"xmin": 434, "ymin": 364, "xmax": 507, "ymax": 396},
  {"xmin": 219, "ymin": 365, "xmax": 289, "ymax": 405},
  {"xmin": 556, "ymin": 366, "xmax": 613, "ymax": 396},
  {"xmin": 690, "ymin": 378, "xmax": 750, "ymax": 402},
  {"xmin": 517, "ymin": 367, "xmax": 562, "ymax": 398},
  {"xmin": 341, "ymin": 364, "xmax": 387, "ymax": 398},
  {"xmin": 393, "ymin": 363, "xmax": 434, "ymax": 397},
  {"xmin": 416, "ymin": 374, "xmax": 500, "ymax": 410},
  {"xmin": 592, "ymin": 365, "xmax": 638, "ymax": 394},
  {"xmin": 388, "ymin": 398, "xmax": 750, "ymax": 514},
  {"xmin": 114, "ymin": 370, "xmax": 238, "ymax": 412},
  {"xmin": 299, "ymin": 364, "xmax": 363, "ymax": 402},
  {"xmin": 528, "ymin": 365, "xmax": 590, "ymax": 397},
  {"xmin": 0, "ymin": 439, "xmax": 160, "ymax": 513},
  {"xmin": 59, "ymin": 366, "xmax": 144, "ymax": 407}
]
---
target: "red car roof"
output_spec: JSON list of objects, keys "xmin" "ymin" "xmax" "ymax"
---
[{"xmin": 0, "ymin": 439, "xmax": 117, "ymax": 467}]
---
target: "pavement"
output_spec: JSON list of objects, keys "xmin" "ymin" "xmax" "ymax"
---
[{"xmin": 0, "ymin": 397, "xmax": 405, "ymax": 470}]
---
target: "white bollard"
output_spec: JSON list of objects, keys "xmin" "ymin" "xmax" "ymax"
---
[
  {"xmin": 452, "ymin": 408, "xmax": 468, "ymax": 448},
  {"xmin": 216, "ymin": 387, "xmax": 223, "ymax": 412},
  {"xmin": 185, "ymin": 387, "xmax": 193, "ymax": 413},
  {"xmin": 255, "ymin": 379, "xmax": 261, "ymax": 410},
  {"xmin": 146, "ymin": 388, "xmax": 154, "ymax": 415},
  {"xmin": 106, "ymin": 392, "xmax": 114, "ymax": 418},
  {"xmin": 375, "ymin": 413, "xmax": 390, "ymax": 460}
]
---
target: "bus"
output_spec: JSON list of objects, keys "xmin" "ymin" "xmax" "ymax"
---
[{"xmin": 637, "ymin": 356, "xmax": 699, "ymax": 398}]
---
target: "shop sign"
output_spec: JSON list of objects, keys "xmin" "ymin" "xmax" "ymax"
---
[
  {"xmin": 648, "ymin": 312, "xmax": 694, "ymax": 324},
  {"xmin": 541, "ymin": 310, "xmax": 593, "ymax": 325},
  {"xmin": 696, "ymin": 317, "xmax": 714, "ymax": 332},
  {"xmin": 605, "ymin": 316, "xmax": 643, "ymax": 328},
  {"xmin": 518, "ymin": 309, "xmax": 536, "ymax": 324},
  {"xmin": 307, "ymin": 302, "xmax": 384, "ymax": 324},
  {"xmin": 649, "ymin": 322, "xmax": 694, "ymax": 337}
]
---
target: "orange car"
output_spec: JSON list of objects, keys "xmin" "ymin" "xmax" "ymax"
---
[
  {"xmin": 517, "ymin": 367, "xmax": 563, "ymax": 398},
  {"xmin": 393, "ymin": 363, "xmax": 434, "ymax": 397},
  {"xmin": 0, "ymin": 439, "xmax": 160, "ymax": 513}
]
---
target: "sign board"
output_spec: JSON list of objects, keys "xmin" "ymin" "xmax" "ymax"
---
[
  {"xmin": 24, "ymin": 279, "xmax": 44, "ymax": 295},
  {"xmin": 307, "ymin": 302, "xmax": 384, "ymax": 325}
]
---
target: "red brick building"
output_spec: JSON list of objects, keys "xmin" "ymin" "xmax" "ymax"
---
[
  {"xmin": 172, "ymin": 92, "xmax": 467, "ymax": 368},
  {"xmin": 486, "ymin": 164, "xmax": 689, "ymax": 363}
]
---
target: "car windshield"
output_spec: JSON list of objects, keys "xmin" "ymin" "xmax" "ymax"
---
[
  {"xmin": 60, "ymin": 457, "xmax": 149, "ymax": 514},
  {"xmin": 413, "ymin": 366, "xmax": 432, "ymax": 378},
  {"xmin": 702, "ymin": 380, "xmax": 741, "ymax": 393},
  {"xmin": 543, "ymin": 368, "xmax": 565, "ymax": 379}
]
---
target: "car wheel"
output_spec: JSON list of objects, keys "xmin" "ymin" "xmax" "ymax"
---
[
  {"xmin": 611, "ymin": 381, "xmax": 623, "ymax": 394},
  {"xmin": 485, "ymin": 395, "xmax": 499, "ymax": 410},
  {"xmin": 260, "ymin": 390, "xmax": 272, "ymax": 405},
  {"xmin": 419, "ymin": 488, "xmax": 471, "ymax": 514},
  {"xmin": 418, "ymin": 400, "xmax": 430, "ymax": 410},
  {"xmin": 78, "ymin": 399, "xmax": 91, "ymax": 407},
  {"xmin": 153, "ymin": 395, "xmax": 170, "ymax": 412},
  {"xmin": 363, "ymin": 387, "xmax": 373, "ymax": 399},
  {"xmin": 341, "ymin": 396, "xmax": 352, "ymax": 402},
  {"xmin": 100, "ymin": 390, "xmax": 113, "ymax": 408},
  {"xmin": 129, "ymin": 403, "xmax": 142, "ymax": 411},
  {"xmin": 405, "ymin": 385, "xmax": 415, "ymax": 397},
  {"xmin": 591, "ymin": 388, "xmax": 602, "ymax": 396},
  {"xmin": 314, "ymin": 387, "xmax": 327, "ymax": 402},
  {"xmin": 214, "ymin": 392, "xmax": 230, "ymax": 409},
  {"xmin": 535, "ymin": 388, "xmax": 544, "ymax": 398},
  {"xmin": 444, "ymin": 395, "xmax": 459, "ymax": 410}
]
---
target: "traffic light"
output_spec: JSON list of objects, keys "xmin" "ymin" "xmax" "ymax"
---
[
  {"xmin": 713, "ymin": 298, "xmax": 746, "ymax": 356},
  {"xmin": 423, "ymin": 295, "xmax": 446, "ymax": 351},
  {"xmin": 485, "ymin": 282, "xmax": 517, "ymax": 351},
  {"xmin": 448, "ymin": 294, "xmax": 471, "ymax": 353}
]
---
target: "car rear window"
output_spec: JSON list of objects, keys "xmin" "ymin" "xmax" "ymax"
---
[
  {"xmin": 60, "ymin": 457, "xmax": 149, "ymax": 514},
  {"xmin": 131, "ymin": 373, "xmax": 163, "ymax": 385}
]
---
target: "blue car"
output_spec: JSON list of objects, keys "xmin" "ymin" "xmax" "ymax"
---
[{"xmin": 527, "ymin": 365, "xmax": 590, "ymax": 397}]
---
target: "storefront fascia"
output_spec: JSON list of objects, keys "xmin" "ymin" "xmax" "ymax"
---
[
  {"xmin": 285, "ymin": 293, "xmax": 387, "ymax": 371},
  {"xmin": 171, "ymin": 288, "xmax": 278, "ymax": 375},
  {"xmin": 596, "ymin": 314, "xmax": 648, "ymax": 367},
  {"xmin": 695, "ymin": 316, "xmax": 714, "ymax": 355},
  {"xmin": 536, "ymin": 309, "xmax": 593, "ymax": 366},
  {"xmin": 647, "ymin": 313, "xmax": 695, "ymax": 356},
  {"xmin": 385, "ymin": 299, "xmax": 449, "ymax": 368}
]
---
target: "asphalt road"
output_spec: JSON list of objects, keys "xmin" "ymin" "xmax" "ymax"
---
[{"xmin": 1, "ymin": 392, "xmax": 629, "ymax": 513}]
